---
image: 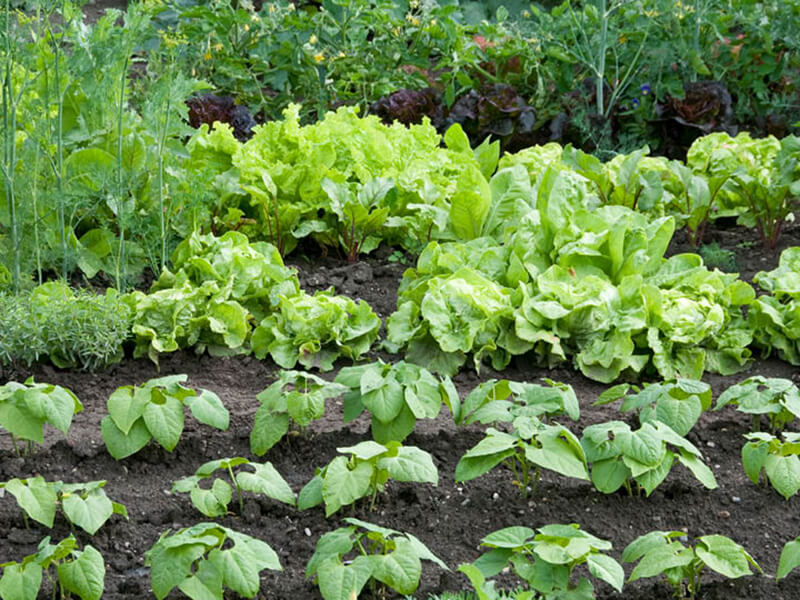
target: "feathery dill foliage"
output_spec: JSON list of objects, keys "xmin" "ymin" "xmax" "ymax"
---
[{"xmin": 0, "ymin": 282, "xmax": 132, "ymax": 370}]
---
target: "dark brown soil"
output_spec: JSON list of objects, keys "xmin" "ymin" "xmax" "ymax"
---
[{"xmin": 3, "ymin": 224, "xmax": 800, "ymax": 600}]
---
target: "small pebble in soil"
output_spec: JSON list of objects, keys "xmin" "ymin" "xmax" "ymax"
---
[
  {"xmin": 719, "ymin": 510, "xmax": 731, "ymax": 519},
  {"xmin": 706, "ymin": 441, "xmax": 716, "ymax": 448},
  {"xmin": 461, "ymin": 498, "xmax": 470, "ymax": 506},
  {"xmin": 304, "ymin": 528, "xmax": 311, "ymax": 537},
  {"xmin": 492, "ymin": 492, "xmax": 500, "ymax": 501},
  {"xmin": 732, "ymin": 496, "xmax": 741, "ymax": 503}
]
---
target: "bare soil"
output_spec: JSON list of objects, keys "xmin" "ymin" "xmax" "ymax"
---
[{"xmin": 2, "ymin": 225, "xmax": 800, "ymax": 599}]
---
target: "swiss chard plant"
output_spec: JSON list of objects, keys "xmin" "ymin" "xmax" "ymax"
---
[
  {"xmin": 251, "ymin": 289, "xmax": 381, "ymax": 371},
  {"xmin": 714, "ymin": 376, "xmax": 800, "ymax": 432},
  {"xmin": 145, "ymin": 523, "xmax": 281, "ymax": 600},
  {"xmin": 622, "ymin": 531, "xmax": 761, "ymax": 599},
  {"xmin": 741, "ymin": 432, "xmax": 800, "ymax": 499},
  {"xmin": 0, "ymin": 379, "xmax": 82, "ymax": 456},
  {"xmin": 334, "ymin": 360, "xmax": 458, "ymax": 443},
  {"xmin": 0, "ymin": 536, "xmax": 105, "ymax": 600},
  {"xmin": 298, "ymin": 441, "xmax": 438, "ymax": 516},
  {"xmin": 595, "ymin": 379, "xmax": 712, "ymax": 436},
  {"xmin": 581, "ymin": 420, "xmax": 717, "ymax": 496},
  {"xmin": 101, "ymin": 375, "xmax": 229, "ymax": 460},
  {"xmin": 454, "ymin": 378, "xmax": 580, "ymax": 426},
  {"xmin": 459, "ymin": 524, "xmax": 623, "ymax": 599},
  {"xmin": 251, "ymin": 370, "xmax": 348, "ymax": 456},
  {"xmin": 455, "ymin": 415, "xmax": 588, "ymax": 498},
  {"xmin": 171, "ymin": 457, "xmax": 295, "ymax": 517},
  {"xmin": 306, "ymin": 518, "xmax": 448, "ymax": 600},
  {"xmin": 0, "ymin": 477, "xmax": 127, "ymax": 535}
]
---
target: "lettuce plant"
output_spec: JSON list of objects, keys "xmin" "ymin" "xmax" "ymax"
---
[
  {"xmin": 741, "ymin": 432, "xmax": 800, "ymax": 499},
  {"xmin": 459, "ymin": 524, "xmax": 623, "ymax": 599},
  {"xmin": 306, "ymin": 518, "xmax": 448, "ymax": 600},
  {"xmin": 171, "ymin": 457, "xmax": 295, "ymax": 517},
  {"xmin": 596, "ymin": 379, "xmax": 712, "ymax": 436},
  {"xmin": 298, "ymin": 441, "xmax": 438, "ymax": 516},
  {"xmin": 0, "ymin": 379, "xmax": 82, "ymax": 456},
  {"xmin": 0, "ymin": 477, "xmax": 127, "ymax": 535},
  {"xmin": 334, "ymin": 360, "xmax": 457, "ymax": 443},
  {"xmin": 455, "ymin": 415, "xmax": 588, "ymax": 498},
  {"xmin": 581, "ymin": 420, "xmax": 717, "ymax": 496},
  {"xmin": 623, "ymin": 531, "xmax": 761, "ymax": 599},
  {"xmin": 750, "ymin": 247, "xmax": 800, "ymax": 364},
  {"xmin": 715, "ymin": 376, "xmax": 800, "ymax": 432},
  {"xmin": 251, "ymin": 370, "xmax": 348, "ymax": 455},
  {"xmin": 145, "ymin": 523, "xmax": 281, "ymax": 600},
  {"xmin": 251, "ymin": 289, "xmax": 381, "ymax": 371},
  {"xmin": 101, "ymin": 375, "xmax": 229, "ymax": 460},
  {"xmin": 0, "ymin": 536, "xmax": 105, "ymax": 600}
]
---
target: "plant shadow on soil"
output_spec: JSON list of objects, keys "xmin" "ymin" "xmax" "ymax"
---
[{"xmin": 3, "ymin": 225, "xmax": 800, "ymax": 599}]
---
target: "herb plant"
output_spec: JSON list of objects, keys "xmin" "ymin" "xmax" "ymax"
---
[
  {"xmin": 459, "ymin": 524, "xmax": 623, "ymax": 599},
  {"xmin": 171, "ymin": 457, "xmax": 295, "ymax": 517},
  {"xmin": 298, "ymin": 441, "xmax": 438, "ymax": 516},
  {"xmin": 596, "ymin": 379, "xmax": 712, "ymax": 436},
  {"xmin": 251, "ymin": 370, "xmax": 348, "ymax": 455},
  {"xmin": 0, "ymin": 477, "xmax": 127, "ymax": 535},
  {"xmin": 455, "ymin": 416, "xmax": 588, "ymax": 498},
  {"xmin": 581, "ymin": 420, "xmax": 717, "ymax": 496},
  {"xmin": 145, "ymin": 523, "xmax": 281, "ymax": 600},
  {"xmin": 0, "ymin": 535, "xmax": 105, "ymax": 600},
  {"xmin": 334, "ymin": 360, "xmax": 457, "ymax": 443},
  {"xmin": 0, "ymin": 379, "xmax": 82, "ymax": 455},
  {"xmin": 306, "ymin": 518, "xmax": 448, "ymax": 600},
  {"xmin": 741, "ymin": 432, "xmax": 800, "ymax": 499},
  {"xmin": 714, "ymin": 376, "xmax": 800, "ymax": 432},
  {"xmin": 101, "ymin": 375, "xmax": 229, "ymax": 460},
  {"xmin": 622, "ymin": 531, "xmax": 761, "ymax": 599}
]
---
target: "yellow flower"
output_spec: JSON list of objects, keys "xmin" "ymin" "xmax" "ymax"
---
[
  {"xmin": 619, "ymin": 34, "xmax": 627, "ymax": 43},
  {"xmin": 243, "ymin": 24, "xmax": 250, "ymax": 31},
  {"xmin": 268, "ymin": 3, "xmax": 276, "ymax": 12},
  {"xmin": 411, "ymin": 16, "xmax": 420, "ymax": 26},
  {"xmin": 213, "ymin": 43, "xmax": 224, "ymax": 51},
  {"xmin": 337, "ymin": 51, "xmax": 345, "ymax": 58},
  {"xmin": 204, "ymin": 51, "xmax": 212, "ymax": 60},
  {"xmin": 523, "ymin": 9, "xmax": 531, "ymax": 17},
  {"xmin": 431, "ymin": 19, "xmax": 437, "ymax": 26},
  {"xmin": 314, "ymin": 52, "xmax": 325, "ymax": 63},
  {"xmin": 309, "ymin": 34, "xmax": 318, "ymax": 44}
]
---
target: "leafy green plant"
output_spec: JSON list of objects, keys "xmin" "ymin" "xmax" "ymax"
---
[
  {"xmin": 714, "ymin": 376, "xmax": 800, "ymax": 433},
  {"xmin": 581, "ymin": 420, "xmax": 717, "ymax": 496},
  {"xmin": 0, "ymin": 282, "xmax": 132, "ymax": 370},
  {"xmin": 741, "ymin": 431, "xmax": 800, "ymax": 500},
  {"xmin": 101, "ymin": 375, "xmax": 229, "ymax": 460},
  {"xmin": 251, "ymin": 289, "xmax": 381, "ymax": 371},
  {"xmin": 454, "ymin": 378, "xmax": 580, "ymax": 426},
  {"xmin": 595, "ymin": 379, "xmax": 712, "ymax": 436},
  {"xmin": 306, "ymin": 518, "xmax": 448, "ymax": 600},
  {"xmin": 145, "ymin": 523, "xmax": 281, "ymax": 600},
  {"xmin": 455, "ymin": 416, "xmax": 588, "ymax": 498},
  {"xmin": 251, "ymin": 370, "xmax": 348, "ymax": 456},
  {"xmin": 0, "ymin": 378, "xmax": 81, "ymax": 455},
  {"xmin": 750, "ymin": 247, "xmax": 800, "ymax": 364},
  {"xmin": 622, "ymin": 531, "xmax": 761, "ymax": 599},
  {"xmin": 459, "ymin": 524, "xmax": 623, "ymax": 599},
  {"xmin": 777, "ymin": 536, "xmax": 800, "ymax": 581},
  {"xmin": 0, "ymin": 535, "xmax": 105, "ymax": 600},
  {"xmin": 298, "ymin": 440, "xmax": 438, "ymax": 516},
  {"xmin": 698, "ymin": 242, "xmax": 737, "ymax": 272},
  {"xmin": 171, "ymin": 457, "xmax": 295, "ymax": 517},
  {"xmin": 0, "ymin": 477, "xmax": 127, "ymax": 534},
  {"xmin": 334, "ymin": 360, "xmax": 457, "ymax": 443}
]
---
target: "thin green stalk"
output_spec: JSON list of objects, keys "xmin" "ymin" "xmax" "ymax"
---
[
  {"xmin": 595, "ymin": 0, "xmax": 608, "ymax": 117},
  {"xmin": 115, "ymin": 56, "xmax": 128, "ymax": 291},
  {"xmin": 156, "ymin": 69, "xmax": 172, "ymax": 271},
  {"xmin": 227, "ymin": 464, "xmax": 243, "ymax": 514}
]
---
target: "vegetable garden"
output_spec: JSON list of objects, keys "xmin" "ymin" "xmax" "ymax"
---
[{"xmin": 2, "ymin": 0, "xmax": 800, "ymax": 599}]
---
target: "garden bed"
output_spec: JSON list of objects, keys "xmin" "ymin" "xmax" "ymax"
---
[{"xmin": 2, "ymin": 226, "xmax": 800, "ymax": 600}]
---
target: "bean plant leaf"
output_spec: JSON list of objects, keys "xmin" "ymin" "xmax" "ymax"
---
[
  {"xmin": 777, "ymin": 539, "xmax": 800, "ymax": 580},
  {"xmin": 177, "ymin": 559, "xmax": 223, "ymax": 600},
  {"xmin": 57, "ymin": 545, "xmax": 105, "ymax": 600},
  {"xmin": 696, "ymin": 535, "xmax": 759, "ymax": 578},
  {"xmin": 628, "ymin": 542, "xmax": 693, "ymax": 581},
  {"xmin": 61, "ymin": 489, "xmax": 114, "ymax": 535},
  {"xmin": 190, "ymin": 479, "xmax": 232, "ymax": 518},
  {"xmin": 315, "ymin": 556, "xmax": 374, "ymax": 600},
  {"xmin": 376, "ymin": 447, "xmax": 438, "ymax": 484},
  {"xmin": 185, "ymin": 390, "xmax": 229, "ymax": 430},
  {"xmin": 586, "ymin": 553, "xmax": 625, "ymax": 592},
  {"xmin": 4, "ymin": 477, "xmax": 57, "ymax": 528},
  {"xmin": 107, "ymin": 387, "xmax": 146, "ymax": 435},
  {"xmin": 321, "ymin": 457, "xmax": 374, "ymax": 516},
  {"xmin": 101, "ymin": 416, "xmax": 152, "ymax": 460},
  {"xmin": 251, "ymin": 408, "xmax": 289, "ymax": 456},
  {"xmin": 0, "ymin": 562, "xmax": 42, "ymax": 600},
  {"xmin": 142, "ymin": 392, "xmax": 185, "ymax": 451},
  {"xmin": 236, "ymin": 462, "xmax": 296, "ymax": 506},
  {"xmin": 371, "ymin": 539, "xmax": 422, "ymax": 594}
]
